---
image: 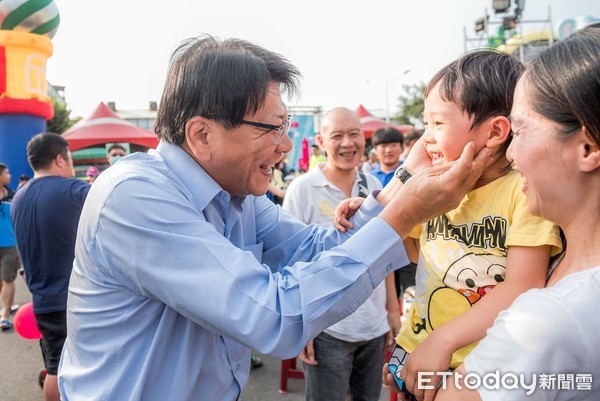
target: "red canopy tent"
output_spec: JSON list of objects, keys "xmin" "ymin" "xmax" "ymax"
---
[
  {"xmin": 355, "ymin": 104, "xmax": 413, "ymax": 139},
  {"xmin": 62, "ymin": 102, "xmax": 159, "ymax": 151}
]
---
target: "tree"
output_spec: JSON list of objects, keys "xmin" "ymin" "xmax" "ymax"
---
[
  {"xmin": 393, "ymin": 82, "xmax": 426, "ymax": 126},
  {"xmin": 46, "ymin": 98, "xmax": 81, "ymax": 134}
]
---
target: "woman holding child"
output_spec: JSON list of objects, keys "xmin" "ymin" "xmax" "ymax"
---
[{"xmin": 394, "ymin": 25, "xmax": 600, "ymax": 401}]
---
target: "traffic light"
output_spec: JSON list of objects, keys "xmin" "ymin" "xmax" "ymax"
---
[{"xmin": 492, "ymin": 0, "xmax": 511, "ymax": 14}]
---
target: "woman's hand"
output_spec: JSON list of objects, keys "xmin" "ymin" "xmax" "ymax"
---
[{"xmin": 401, "ymin": 333, "xmax": 453, "ymax": 401}]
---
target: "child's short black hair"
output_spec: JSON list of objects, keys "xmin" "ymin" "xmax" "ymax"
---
[{"xmin": 426, "ymin": 49, "xmax": 524, "ymax": 131}]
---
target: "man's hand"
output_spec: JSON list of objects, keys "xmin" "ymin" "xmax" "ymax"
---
[
  {"xmin": 298, "ymin": 340, "xmax": 317, "ymax": 365},
  {"xmin": 380, "ymin": 142, "xmax": 491, "ymax": 238}
]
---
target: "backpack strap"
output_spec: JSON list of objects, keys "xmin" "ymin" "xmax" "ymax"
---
[{"xmin": 357, "ymin": 172, "xmax": 369, "ymax": 199}]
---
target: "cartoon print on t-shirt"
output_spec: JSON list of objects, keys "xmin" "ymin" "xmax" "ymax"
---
[{"xmin": 426, "ymin": 253, "xmax": 506, "ymax": 331}]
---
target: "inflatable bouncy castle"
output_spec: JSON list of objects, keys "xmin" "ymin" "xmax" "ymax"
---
[{"xmin": 0, "ymin": 0, "xmax": 59, "ymax": 187}]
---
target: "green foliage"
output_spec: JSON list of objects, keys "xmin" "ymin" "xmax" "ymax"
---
[
  {"xmin": 393, "ymin": 82, "xmax": 426, "ymax": 126},
  {"xmin": 47, "ymin": 98, "xmax": 81, "ymax": 134}
]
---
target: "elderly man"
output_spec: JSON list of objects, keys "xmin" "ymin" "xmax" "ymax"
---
[
  {"xmin": 284, "ymin": 108, "xmax": 400, "ymax": 401},
  {"xmin": 58, "ymin": 35, "xmax": 489, "ymax": 401}
]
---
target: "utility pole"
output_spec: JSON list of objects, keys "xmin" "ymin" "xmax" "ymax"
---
[{"xmin": 384, "ymin": 69, "xmax": 410, "ymax": 123}]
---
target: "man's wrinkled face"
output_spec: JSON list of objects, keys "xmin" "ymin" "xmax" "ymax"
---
[
  {"xmin": 318, "ymin": 110, "xmax": 365, "ymax": 173},
  {"xmin": 201, "ymin": 83, "xmax": 293, "ymax": 197}
]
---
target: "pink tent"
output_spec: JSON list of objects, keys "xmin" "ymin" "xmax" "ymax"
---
[
  {"xmin": 63, "ymin": 102, "xmax": 159, "ymax": 151},
  {"xmin": 355, "ymin": 104, "xmax": 413, "ymax": 139}
]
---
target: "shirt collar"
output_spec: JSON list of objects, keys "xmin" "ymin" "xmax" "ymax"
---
[
  {"xmin": 308, "ymin": 164, "xmax": 330, "ymax": 188},
  {"xmin": 309, "ymin": 164, "xmax": 363, "ymax": 190},
  {"xmin": 153, "ymin": 141, "xmax": 226, "ymax": 212}
]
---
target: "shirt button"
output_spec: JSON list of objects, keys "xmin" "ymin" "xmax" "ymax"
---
[
  {"xmin": 386, "ymin": 263, "xmax": 393, "ymax": 271},
  {"xmin": 235, "ymin": 364, "xmax": 240, "ymax": 371}
]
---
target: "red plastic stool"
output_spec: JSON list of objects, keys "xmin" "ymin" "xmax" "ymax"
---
[{"xmin": 279, "ymin": 357, "xmax": 304, "ymax": 393}]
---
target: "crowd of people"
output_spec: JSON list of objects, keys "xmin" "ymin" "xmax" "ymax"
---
[{"xmin": 0, "ymin": 24, "xmax": 598, "ymax": 401}]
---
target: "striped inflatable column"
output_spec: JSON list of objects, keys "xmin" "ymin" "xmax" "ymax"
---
[{"xmin": 0, "ymin": 0, "xmax": 59, "ymax": 187}]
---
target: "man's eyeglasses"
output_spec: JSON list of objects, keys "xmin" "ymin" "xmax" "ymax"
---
[{"xmin": 208, "ymin": 115, "xmax": 293, "ymax": 145}]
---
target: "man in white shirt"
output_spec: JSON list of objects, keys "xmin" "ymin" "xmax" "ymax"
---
[{"xmin": 283, "ymin": 107, "xmax": 401, "ymax": 401}]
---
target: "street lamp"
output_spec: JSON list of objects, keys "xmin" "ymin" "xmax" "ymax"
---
[{"xmin": 385, "ymin": 69, "xmax": 410, "ymax": 123}]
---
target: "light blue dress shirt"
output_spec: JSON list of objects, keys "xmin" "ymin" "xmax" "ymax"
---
[{"xmin": 58, "ymin": 142, "xmax": 409, "ymax": 401}]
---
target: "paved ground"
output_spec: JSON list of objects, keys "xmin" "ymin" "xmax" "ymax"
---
[{"xmin": 0, "ymin": 276, "xmax": 392, "ymax": 400}]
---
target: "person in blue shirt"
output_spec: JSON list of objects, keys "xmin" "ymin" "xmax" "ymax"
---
[
  {"xmin": 0, "ymin": 162, "xmax": 19, "ymax": 331},
  {"xmin": 57, "ymin": 34, "xmax": 491, "ymax": 401},
  {"xmin": 370, "ymin": 127, "xmax": 404, "ymax": 187},
  {"xmin": 11, "ymin": 134, "xmax": 91, "ymax": 401}
]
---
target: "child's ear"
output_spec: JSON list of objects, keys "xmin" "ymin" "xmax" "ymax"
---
[
  {"xmin": 578, "ymin": 127, "xmax": 600, "ymax": 173},
  {"xmin": 485, "ymin": 116, "xmax": 511, "ymax": 148}
]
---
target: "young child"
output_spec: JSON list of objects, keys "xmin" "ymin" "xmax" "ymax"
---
[{"xmin": 382, "ymin": 50, "xmax": 563, "ymax": 399}]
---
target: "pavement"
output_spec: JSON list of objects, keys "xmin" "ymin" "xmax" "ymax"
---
[{"xmin": 0, "ymin": 275, "xmax": 392, "ymax": 401}]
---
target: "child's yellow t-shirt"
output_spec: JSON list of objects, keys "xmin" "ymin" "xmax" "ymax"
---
[{"xmin": 396, "ymin": 170, "xmax": 562, "ymax": 368}]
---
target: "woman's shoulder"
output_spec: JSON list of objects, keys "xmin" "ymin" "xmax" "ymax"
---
[{"xmin": 513, "ymin": 267, "xmax": 600, "ymax": 317}]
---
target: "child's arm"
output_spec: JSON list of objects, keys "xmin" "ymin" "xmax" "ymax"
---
[
  {"xmin": 403, "ymin": 237, "xmax": 420, "ymax": 264},
  {"xmin": 403, "ymin": 245, "xmax": 551, "ymax": 401}
]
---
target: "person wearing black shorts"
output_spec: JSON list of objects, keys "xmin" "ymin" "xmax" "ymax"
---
[
  {"xmin": 35, "ymin": 311, "xmax": 68, "ymax": 375},
  {"xmin": 11, "ymin": 134, "xmax": 90, "ymax": 401}
]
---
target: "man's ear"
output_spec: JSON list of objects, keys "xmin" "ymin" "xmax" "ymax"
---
[
  {"xmin": 184, "ymin": 116, "xmax": 212, "ymax": 161},
  {"xmin": 315, "ymin": 133, "xmax": 324, "ymax": 148},
  {"xmin": 485, "ymin": 116, "xmax": 511, "ymax": 148},
  {"xmin": 577, "ymin": 127, "xmax": 600, "ymax": 173},
  {"xmin": 55, "ymin": 153, "xmax": 67, "ymax": 168}
]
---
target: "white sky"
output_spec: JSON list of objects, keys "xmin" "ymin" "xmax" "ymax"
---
[{"xmin": 47, "ymin": 0, "xmax": 599, "ymax": 119}]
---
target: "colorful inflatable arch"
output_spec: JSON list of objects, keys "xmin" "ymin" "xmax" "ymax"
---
[{"xmin": 0, "ymin": 0, "xmax": 59, "ymax": 187}]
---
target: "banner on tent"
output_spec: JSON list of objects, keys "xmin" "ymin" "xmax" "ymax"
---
[{"xmin": 287, "ymin": 114, "xmax": 315, "ymax": 171}]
